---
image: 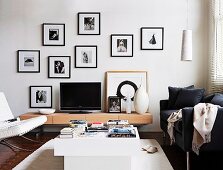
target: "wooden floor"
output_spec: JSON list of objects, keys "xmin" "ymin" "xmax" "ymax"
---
[{"xmin": 0, "ymin": 132, "xmax": 222, "ymax": 170}]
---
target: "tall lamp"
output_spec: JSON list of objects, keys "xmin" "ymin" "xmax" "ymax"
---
[{"xmin": 181, "ymin": 0, "xmax": 192, "ymax": 61}]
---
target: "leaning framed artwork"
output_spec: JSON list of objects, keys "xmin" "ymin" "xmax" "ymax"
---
[
  {"xmin": 78, "ymin": 12, "xmax": 100, "ymax": 35},
  {"xmin": 141, "ymin": 27, "xmax": 164, "ymax": 50},
  {"xmin": 111, "ymin": 34, "xmax": 133, "ymax": 57},
  {"xmin": 42, "ymin": 23, "xmax": 65, "ymax": 46},
  {"xmin": 106, "ymin": 71, "xmax": 148, "ymax": 112},
  {"xmin": 48, "ymin": 56, "xmax": 71, "ymax": 78},
  {"xmin": 17, "ymin": 50, "xmax": 40, "ymax": 73},
  {"xmin": 30, "ymin": 86, "xmax": 52, "ymax": 108},
  {"xmin": 75, "ymin": 45, "xmax": 97, "ymax": 68}
]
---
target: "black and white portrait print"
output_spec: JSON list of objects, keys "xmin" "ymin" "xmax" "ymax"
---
[
  {"xmin": 149, "ymin": 34, "xmax": 156, "ymax": 45},
  {"xmin": 81, "ymin": 51, "xmax": 92, "ymax": 63},
  {"xmin": 54, "ymin": 61, "xmax": 65, "ymax": 74},
  {"xmin": 84, "ymin": 17, "xmax": 95, "ymax": 30},
  {"xmin": 117, "ymin": 39, "xmax": 127, "ymax": 52},
  {"xmin": 24, "ymin": 57, "xmax": 34, "ymax": 66},
  {"xmin": 49, "ymin": 29, "xmax": 59, "ymax": 40},
  {"xmin": 109, "ymin": 97, "xmax": 121, "ymax": 112},
  {"xmin": 36, "ymin": 90, "xmax": 47, "ymax": 103}
]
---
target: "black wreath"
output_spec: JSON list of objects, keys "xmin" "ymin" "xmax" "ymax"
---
[{"xmin": 116, "ymin": 80, "xmax": 138, "ymax": 101}]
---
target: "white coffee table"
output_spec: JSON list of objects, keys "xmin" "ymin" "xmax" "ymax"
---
[{"xmin": 54, "ymin": 127, "xmax": 173, "ymax": 170}]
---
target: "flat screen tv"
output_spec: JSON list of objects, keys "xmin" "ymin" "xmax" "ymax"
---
[{"xmin": 60, "ymin": 82, "xmax": 101, "ymax": 112}]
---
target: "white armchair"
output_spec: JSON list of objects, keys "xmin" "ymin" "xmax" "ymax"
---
[{"xmin": 0, "ymin": 92, "xmax": 47, "ymax": 151}]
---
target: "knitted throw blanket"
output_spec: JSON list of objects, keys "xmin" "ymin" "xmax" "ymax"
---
[
  {"xmin": 192, "ymin": 103, "xmax": 218, "ymax": 155},
  {"xmin": 167, "ymin": 109, "xmax": 182, "ymax": 145}
]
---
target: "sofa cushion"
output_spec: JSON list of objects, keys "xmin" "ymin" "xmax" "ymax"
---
[
  {"xmin": 211, "ymin": 93, "xmax": 223, "ymax": 107},
  {"xmin": 174, "ymin": 88, "xmax": 205, "ymax": 109},
  {"xmin": 202, "ymin": 93, "xmax": 215, "ymax": 103},
  {"xmin": 167, "ymin": 85, "xmax": 194, "ymax": 109},
  {"xmin": 160, "ymin": 109, "xmax": 178, "ymax": 122}
]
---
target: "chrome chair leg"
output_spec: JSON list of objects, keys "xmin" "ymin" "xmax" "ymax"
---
[{"xmin": 187, "ymin": 151, "xmax": 190, "ymax": 170}]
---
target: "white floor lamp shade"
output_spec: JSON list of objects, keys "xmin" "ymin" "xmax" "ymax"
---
[{"xmin": 181, "ymin": 30, "xmax": 192, "ymax": 61}]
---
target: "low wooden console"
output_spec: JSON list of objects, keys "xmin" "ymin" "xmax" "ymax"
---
[{"xmin": 20, "ymin": 112, "xmax": 153, "ymax": 125}]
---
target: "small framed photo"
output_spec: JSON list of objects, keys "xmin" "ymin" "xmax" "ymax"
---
[
  {"xmin": 111, "ymin": 34, "xmax": 133, "ymax": 57},
  {"xmin": 75, "ymin": 46, "xmax": 97, "ymax": 68},
  {"xmin": 108, "ymin": 96, "xmax": 121, "ymax": 113},
  {"xmin": 78, "ymin": 12, "xmax": 100, "ymax": 35},
  {"xmin": 48, "ymin": 56, "xmax": 71, "ymax": 78},
  {"xmin": 141, "ymin": 27, "xmax": 164, "ymax": 50},
  {"xmin": 30, "ymin": 86, "xmax": 52, "ymax": 108},
  {"xmin": 42, "ymin": 23, "xmax": 65, "ymax": 46},
  {"xmin": 17, "ymin": 50, "xmax": 40, "ymax": 73}
]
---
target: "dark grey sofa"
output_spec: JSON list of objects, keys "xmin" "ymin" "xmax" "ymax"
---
[{"xmin": 160, "ymin": 92, "xmax": 223, "ymax": 169}]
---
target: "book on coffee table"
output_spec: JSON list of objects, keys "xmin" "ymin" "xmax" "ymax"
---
[{"xmin": 107, "ymin": 127, "xmax": 136, "ymax": 138}]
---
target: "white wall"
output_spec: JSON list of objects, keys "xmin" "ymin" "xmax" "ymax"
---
[{"xmin": 0, "ymin": 0, "xmax": 208, "ymax": 131}]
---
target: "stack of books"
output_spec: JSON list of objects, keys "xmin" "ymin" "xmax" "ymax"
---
[
  {"xmin": 107, "ymin": 120, "xmax": 129, "ymax": 125},
  {"xmin": 69, "ymin": 120, "xmax": 87, "ymax": 128},
  {"xmin": 59, "ymin": 127, "xmax": 74, "ymax": 138},
  {"xmin": 107, "ymin": 127, "xmax": 136, "ymax": 138},
  {"xmin": 86, "ymin": 122, "xmax": 108, "ymax": 132}
]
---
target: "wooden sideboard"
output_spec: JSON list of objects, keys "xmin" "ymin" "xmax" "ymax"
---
[{"xmin": 20, "ymin": 112, "xmax": 153, "ymax": 125}]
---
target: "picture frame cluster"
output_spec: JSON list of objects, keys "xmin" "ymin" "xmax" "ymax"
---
[{"xmin": 17, "ymin": 11, "xmax": 162, "ymax": 109}]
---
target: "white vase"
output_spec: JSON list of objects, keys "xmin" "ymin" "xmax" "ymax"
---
[{"xmin": 134, "ymin": 86, "xmax": 149, "ymax": 114}]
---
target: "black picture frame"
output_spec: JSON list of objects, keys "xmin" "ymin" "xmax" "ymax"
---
[
  {"xmin": 78, "ymin": 12, "xmax": 101, "ymax": 35},
  {"xmin": 75, "ymin": 45, "xmax": 97, "ymax": 68},
  {"xmin": 108, "ymin": 96, "xmax": 121, "ymax": 113},
  {"xmin": 111, "ymin": 34, "xmax": 133, "ymax": 57},
  {"xmin": 42, "ymin": 23, "xmax": 65, "ymax": 46},
  {"xmin": 17, "ymin": 50, "xmax": 40, "ymax": 73},
  {"xmin": 140, "ymin": 27, "xmax": 164, "ymax": 50},
  {"xmin": 48, "ymin": 56, "xmax": 71, "ymax": 78},
  {"xmin": 30, "ymin": 86, "xmax": 52, "ymax": 108}
]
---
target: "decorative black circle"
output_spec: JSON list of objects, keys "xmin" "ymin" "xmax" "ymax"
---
[{"xmin": 116, "ymin": 80, "xmax": 138, "ymax": 101}]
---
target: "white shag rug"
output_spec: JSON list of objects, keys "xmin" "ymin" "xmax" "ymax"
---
[{"xmin": 13, "ymin": 139, "xmax": 173, "ymax": 170}]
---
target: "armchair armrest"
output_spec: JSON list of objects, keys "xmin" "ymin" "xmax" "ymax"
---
[
  {"xmin": 160, "ymin": 100, "xmax": 169, "ymax": 111},
  {"xmin": 181, "ymin": 107, "xmax": 194, "ymax": 151}
]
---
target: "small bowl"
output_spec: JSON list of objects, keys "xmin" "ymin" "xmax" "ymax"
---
[{"xmin": 39, "ymin": 109, "xmax": 56, "ymax": 115}]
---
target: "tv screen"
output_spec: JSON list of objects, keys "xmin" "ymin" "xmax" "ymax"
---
[{"xmin": 60, "ymin": 82, "xmax": 101, "ymax": 112}]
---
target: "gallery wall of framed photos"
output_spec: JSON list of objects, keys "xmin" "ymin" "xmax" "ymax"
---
[{"xmin": 16, "ymin": 10, "xmax": 164, "ymax": 109}]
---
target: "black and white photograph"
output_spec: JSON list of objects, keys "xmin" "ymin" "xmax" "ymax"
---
[
  {"xmin": 84, "ymin": 17, "xmax": 95, "ymax": 30},
  {"xmin": 117, "ymin": 39, "xmax": 127, "ymax": 52},
  {"xmin": 49, "ymin": 29, "xmax": 59, "ymax": 40},
  {"xmin": 17, "ymin": 50, "xmax": 40, "ymax": 73},
  {"xmin": 75, "ymin": 46, "xmax": 97, "ymax": 68},
  {"xmin": 141, "ymin": 27, "xmax": 164, "ymax": 50},
  {"xmin": 108, "ymin": 96, "xmax": 121, "ymax": 113},
  {"xmin": 54, "ymin": 61, "xmax": 65, "ymax": 73},
  {"xmin": 78, "ymin": 12, "xmax": 100, "ymax": 35},
  {"xmin": 43, "ymin": 23, "xmax": 65, "ymax": 46},
  {"xmin": 48, "ymin": 56, "xmax": 70, "ymax": 78},
  {"xmin": 30, "ymin": 86, "xmax": 52, "ymax": 108},
  {"xmin": 111, "ymin": 34, "xmax": 133, "ymax": 57}
]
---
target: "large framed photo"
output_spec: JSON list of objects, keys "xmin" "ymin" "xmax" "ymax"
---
[
  {"xmin": 30, "ymin": 86, "xmax": 52, "ymax": 108},
  {"xmin": 42, "ymin": 23, "xmax": 65, "ymax": 46},
  {"xmin": 111, "ymin": 34, "xmax": 133, "ymax": 57},
  {"xmin": 75, "ymin": 46, "xmax": 97, "ymax": 68},
  {"xmin": 48, "ymin": 56, "xmax": 71, "ymax": 78},
  {"xmin": 78, "ymin": 12, "xmax": 100, "ymax": 35},
  {"xmin": 108, "ymin": 96, "xmax": 121, "ymax": 113},
  {"xmin": 141, "ymin": 27, "xmax": 164, "ymax": 50},
  {"xmin": 17, "ymin": 50, "xmax": 40, "ymax": 73},
  {"xmin": 106, "ymin": 71, "xmax": 148, "ymax": 112}
]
